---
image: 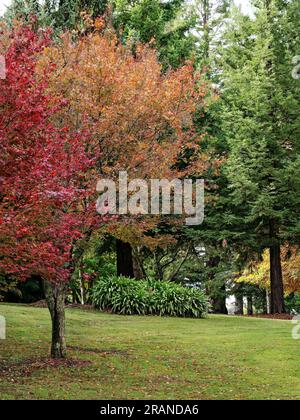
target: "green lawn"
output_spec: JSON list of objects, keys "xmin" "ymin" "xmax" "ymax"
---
[{"xmin": 0, "ymin": 303, "xmax": 299, "ymax": 400}]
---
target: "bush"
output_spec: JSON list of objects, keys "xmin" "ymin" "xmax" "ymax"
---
[
  {"xmin": 92, "ymin": 276, "xmax": 209, "ymax": 318},
  {"xmin": 285, "ymin": 293, "xmax": 300, "ymax": 315}
]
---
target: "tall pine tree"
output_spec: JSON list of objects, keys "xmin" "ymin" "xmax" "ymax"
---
[{"xmin": 222, "ymin": 0, "xmax": 300, "ymax": 313}]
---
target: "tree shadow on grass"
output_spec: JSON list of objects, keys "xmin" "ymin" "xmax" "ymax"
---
[
  {"xmin": 0, "ymin": 358, "xmax": 92, "ymax": 382},
  {"xmin": 68, "ymin": 346, "xmax": 131, "ymax": 357}
]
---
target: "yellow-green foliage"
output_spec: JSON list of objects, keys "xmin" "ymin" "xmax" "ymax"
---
[{"xmin": 237, "ymin": 247, "xmax": 300, "ymax": 295}]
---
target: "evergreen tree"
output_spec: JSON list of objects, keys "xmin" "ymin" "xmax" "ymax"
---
[
  {"xmin": 112, "ymin": 0, "xmax": 197, "ymax": 68},
  {"xmin": 183, "ymin": 0, "xmax": 233, "ymax": 313},
  {"xmin": 5, "ymin": 0, "xmax": 108, "ymax": 30},
  {"xmin": 221, "ymin": 0, "xmax": 300, "ymax": 313},
  {"xmin": 193, "ymin": 0, "xmax": 231, "ymax": 65}
]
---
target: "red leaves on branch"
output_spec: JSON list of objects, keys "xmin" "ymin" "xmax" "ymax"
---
[{"xmin": 0, "ymin": 23, "xmax": 98, "ymax": 283}]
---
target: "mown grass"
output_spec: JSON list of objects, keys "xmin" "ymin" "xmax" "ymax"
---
[{"xmin": 0, "ymin": 303, "xmax": 299, "ymax": 400}]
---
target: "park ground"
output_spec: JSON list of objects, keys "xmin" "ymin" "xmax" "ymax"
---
[{"xmin": 0, "ymin": 304, "xmax": 300, "ymax": 400}]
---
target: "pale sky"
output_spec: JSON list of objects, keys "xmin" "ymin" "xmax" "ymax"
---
[
  {"xmin": 0, "ymin": 0, "xmax": 253, "ymax": 17},
  {"xmin": 236, "ymin": 0, "xmax": 253, "ymax": 15},
  {"xmin": 0, "ymin": 0, "xmax": 10, "ymax": 16}
]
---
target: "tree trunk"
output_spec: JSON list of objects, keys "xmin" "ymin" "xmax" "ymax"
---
[
  {"xmin": 116, "ymin": 240, "xmax": 134, "ymax": 278},
  {"xmin": 78, "ymin": 267, "xmax": 85, "ymax": 306},
  {"xmin": 247, "ymin": 296, "xmax": 253, "ymax": 316},
  {"xmin": 132, "ymin": 252, "xmax": 145, "ymax": 280},
  {"xmin": 207, "ymin": 256, "xmax": 228, "ymax": 315},
  {"xmin": 266, "ymin": 290, "xmax": 271, "ymax": 314},
  {"xmin": 78, "ymin": 267, "xmax": 85, "ymax": 305},
  {"xmin": 203, "ymin": 0, "xmax": 210, "ymax": 61},
  {"xmin": 212, "ymin": 287, "xmax": 228, "ymax": 315},
  {"xmin": 43, "ymin": 281, "xmax": 67, "ymax": 359},
  {"xmin": 270, "ymin": 243, "xmax": 285, "ymax": 314},
  {"xmin": 269, "ymin": 220, "xmax": 285, "ymax": 314},
  {"xmin": 154, "ymin": 252, "xmax": 164, "ymax": 281},
  {"xmin": 235, "ymin": 294, "xmax": 244, "ymax": 315}
]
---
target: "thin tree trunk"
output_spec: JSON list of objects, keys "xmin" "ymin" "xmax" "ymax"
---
[
  {"xmin": 235, "ymin": 294, "xmax": 244, "ymax": 315},
  {"xmin": 132, "ymin": 250, "xmax": 145, "ymax": 280},
  {"xmin": 247, "ymin": 296, "xmax": 253, "ymax": 316},
  {"xmin": 78, "ymin": 267, "xmax": 85, "ymax": 305},
  {"xmin": 116, "ymin": 240, "xmax": 134, "ymax": 278},
  {"xmin": 154, "ymin": 252, "xmax": 164, "ymax": 281},
  {"xmin": 266, "ymin": 290, "xmax": 271, "ymax": 314},
  {"xmin": 269, "ymin": 220, "xmax": 285, "ymax": 314},
  {"xmin": 203, "ymin": 0, "xmax": 210, "ymax": 61},
  {"xmin": 44, "ymin": 281, "xmax": 67, "ymax": 359}
]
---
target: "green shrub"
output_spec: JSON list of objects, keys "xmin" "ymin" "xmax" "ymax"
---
[
  {"xmin": 92, "ymin": 276, "xmax": 209, "ymax": 318},
  {"xmin": 285, "ymin": 293, "xmax": 300, "ymax": 315}
]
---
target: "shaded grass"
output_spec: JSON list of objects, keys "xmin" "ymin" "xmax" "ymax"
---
[{"xmin": 0, "ymin": 303, "xmax": 299, "ymax": 400}]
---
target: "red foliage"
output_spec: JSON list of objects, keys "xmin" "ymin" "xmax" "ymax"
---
[{"xmin": 0, "ymin": 24, "xmax": 98, "ymax": 283}]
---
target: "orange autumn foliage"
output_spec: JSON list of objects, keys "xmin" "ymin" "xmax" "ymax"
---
[
  {"xmin": 41, "ymin": 29, "xmax": 207, "ymax": 179},
  {"xmin": 39, "ymin": 26, "xmax": 208, "ymax": 247}
]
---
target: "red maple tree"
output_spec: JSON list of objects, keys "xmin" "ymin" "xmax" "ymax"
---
[{"xmin": 0, "ymin": 23, "xmax": 99, "ymax": 358}]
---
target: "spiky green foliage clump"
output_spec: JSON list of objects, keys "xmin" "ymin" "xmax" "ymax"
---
[{"xmin": 92, "ymin": 276, "xmax": 209, "ymax": 318}]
